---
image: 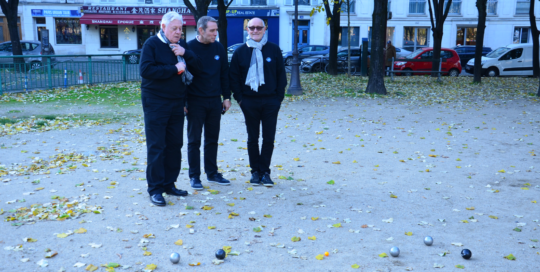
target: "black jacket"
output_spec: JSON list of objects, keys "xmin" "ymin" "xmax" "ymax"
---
[
  {"xmin": 229, "ymin": 42, "xmax": 287, "ymax": 102},
  {"xmin": 186, "ymin": 38, "xmax": 230, "ymax": 100},
  {"xmin": 140, "ymin": 36, "xmax": 202, "ymax": 99}
]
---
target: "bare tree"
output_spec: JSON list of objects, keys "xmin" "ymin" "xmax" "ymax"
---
[
  {"xmin": 346, "ymin": 0, "xmax": 351, "ymax": 77},
  {"xmin": 311, "ymin": 0, "xmax": 343, "ymax": 75},
  {"xmin": 427, "ymin": 0, "xmax": 452, "ymax": 77},
  {"xmin": 365, "ymin": 0, "xmax": 387, "ymax": 95},
  {"xmin": 0, "ymin": 0, "xmax": 23, "ymax": 67},
  {"xmin": 529, "ymin": 0, "xmax": 539, "ymax": 77},
  {"xmin": 473, "ymin": 0, "xmax": 487, "ymax": 83},
  {"xmin": 183, "ymin": 0, "xmax": 212, "ymax": 22},
  {"xmin": 216, "ymin": 0, "xmax": 234, "ymax": 50}
]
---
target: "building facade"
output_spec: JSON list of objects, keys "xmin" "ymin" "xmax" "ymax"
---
[{"xmin": 1, "ymin": 0, "xmax": 538, "ymax": 55}]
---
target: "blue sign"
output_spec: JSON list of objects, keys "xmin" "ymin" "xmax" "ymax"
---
[
  {"xmin": 208, "ymin": 9, "xmax": 279, "ymax": 17},
  {"xmin": 31, "ymin": 9, "xmax": 81, "ymax": 17}
]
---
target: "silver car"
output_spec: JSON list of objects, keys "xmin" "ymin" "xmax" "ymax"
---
[{"xmin": 0, "ymin": 40, "xmax": 56, "ymax": 69}]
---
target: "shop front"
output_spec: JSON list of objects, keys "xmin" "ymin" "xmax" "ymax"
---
[
  {"xmin": 207, "ymin": 8, "xmax": 279, "ymax": 48},
  {"xmin": 80, "ymin": 6, "xmax": 196, "ymax": 55},
  {"xmin": 28, "ymin": 9, "xmax": 83, "ymax": 55}
]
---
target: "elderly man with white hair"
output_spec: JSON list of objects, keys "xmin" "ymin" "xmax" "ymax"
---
[
  {"xmin": 229, "ymin": 17, "xmax": 287, "ymax": 187},
  {"xmin": 140, "ymin": 11, "xmax": 202, "ymax": 206}
]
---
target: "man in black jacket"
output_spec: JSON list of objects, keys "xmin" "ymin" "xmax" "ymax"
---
[
  {"xmin": 229, "ymin": 17, "xmax": 287, "ymax": 187},
  {"xmin": 186, "ymin": 16, "xmax": 231, "ymax": 190},
  {"xmin": 140, "ymin": 11, "xmax": 202, "ymax": 206}
]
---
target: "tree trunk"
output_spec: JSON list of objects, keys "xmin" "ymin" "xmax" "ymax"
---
[
  {"xmin": 428, "ymin": 0, "xmax": 452, "ymax": 77},
  {"xmin": 347, "ymin": 0, "xmax": 351, "ymax": 77},
  {"xmin": 0, "ymin": 0, "xmax": 24, "ymax": 68},
  {"xmin": 473, "ymin": 0, "xmax": 487, "ymax": 83},
  {"xmin": 217, "ymin": 0, "xmax": 229, "ymax": 49},
  {"xmin": 324, "ymin": 1, "xmax": 342, "ymax": 76},
  {"xmin": 184, "ymin": 0, "xmax": 211, "ymax": 22},
  {"xmin": 529, "ymin": 0, "xmax": 539, "ymax": 77},
  {"xmin": 431, "ymin": 28, "xmax": 442, "ymax": 77},
  {"xmin": 365, "ymin": 0, "xmax": 387, "ymax": 95}
]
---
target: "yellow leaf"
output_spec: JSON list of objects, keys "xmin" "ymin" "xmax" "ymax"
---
[
  {"xmin": 186, "ymin": 224, "xmax": 193, "ymax": 228},
  {"xmin": 143, "ymin": 234, "xmax": 155, "ymax": 238},
  {"xmin": 227, "ymin": 203, "xmax": 235, "ymax": 207},
  {"xmin": 291, "ymin": 236, "xmax": 301, "ymax": 242},
  {"xmin": 428, "ymin": 154, "xmax": 437, "ymax": 157},
  {"xmin": 332, "ymin": 223, "xmax": 342, "ymax": 228},
  {"xmin": 316, "ymin": 131, "xmax": 324, "ymax": 134},
  {"xmin": 85, "ymin": 264, "xmax": 99, "ymax": 271},
  {"xmin": 379, "ymin": 253, "xmax": 388, "ymax": 258},
  {"xmin": 315, "ymin": 254, "xmax": 324, "ymax": 260},
  {"xmin": 174, "ymin": 239, "xmax": 183, "ymax": 246},
  {"xmin": 456, "ymin": 158, "xmax": 461, "ymax": 161},
  {"xmin": 223, "ymin": 246, "xmax": 232, "ymax": 254},
  {"xmin": 504, "ymin": 254, "xmax": 516, "ymax": 260},
  {"xmin": 351, "ymin": 264, "xmax": 360, "ymax": 269},
  {"xmin": 293, "ymin": 158, "xmax": 300, "ymax": 161},
  {"xmin": 405, "ymin": 232, "xmax": 413, "ymax": 236},
  {"xmin": 75, "ymin": 228, "xmax": 87, "ymax": 234},
  {"xmin": 308, "ymin": 236, "xmax": 316, "ymax": 240},
  {"xmin": 25, "ymin": 238, "xmax": 38, "ymax": 242},
  {"xmin": 208, "ymin": 226, "xmax": 216, "ymax": 229},
  {"xmin": 532, "ymin": 200, "xmax": 537, "ymax": 204},
  {"xmin": 425, "ymin": 169, "xmax": 430, "ymax": 172},
  {"xmin": 521, "ymin": 187, "xmax": 529, "ymax": 190},
  {"xmin": 143, "ymin": 251, "xmax": 152, "ymax": 256},
  {"xmin": 311, "ymin": 217, "xmax": 319, "ymax": 221},
  {"xmin": 202, "ymin": 206, "xmax": 214, "ymax": 210},
  {"xmin": 57, "ymin": 233, "xmax": 69, "ymax": 238},
  {"xmin": 332, "ymin": 161, "xmax": 341, "ymax": 164},
  {"xmin": 247, "ymin": 187, "xmax": 253, "ymax": 191},
  {"xmin": 456, "ymin": 166, "xmax": 462, "ymax": 168},
  {"xmin": 460, "ymin": 220, "xmax": 469, "ymax": 223},
  {"xmin": 145, "ymin": 264, "xmax": 157, "ymax": 271},
  {"xmin": 390, "ymin": 194, "xmax": 398, "ymax": 198},
  {"xmin": 466, "ymin": 207, "xmax": 475, "ymax": 210},
  {"xmin": 498, "ymin": 169, "xmax": 506, "ymax": 173},
  {"xmin": 35, "ymin": 187, "xmax": 44, "ymax": 191},
  {"xmin": 489, "ymin": 215, "xmax": 498, "ymax": 219},
  {"xmin": 353, "ymin": 160, "xmax": 358, "ymax": 163}
]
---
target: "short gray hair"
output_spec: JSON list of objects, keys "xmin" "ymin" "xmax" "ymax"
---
[
  {"xmin": 197, "ymin": 16, "xmax": 218, "ymax": 32},
  {"xmin": 161, "ymin": 11, "xmax": 183, "ymax": 28}
]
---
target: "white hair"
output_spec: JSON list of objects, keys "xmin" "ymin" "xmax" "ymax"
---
[{"xmin": 161, "ymin": 11, "xmax": 183, "ymax": 28}]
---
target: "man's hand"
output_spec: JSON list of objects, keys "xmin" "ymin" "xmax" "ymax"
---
[
  {"xmin": 175, "ymin": 62, "xmax": 186, "ymax": 73},
  {"xmin": 170, "ymin": 44, "xmax": 185, "ymax": 56},
  {"xmin": 223, "ymin": 100, "xmax": 231, "ymax": 112}
]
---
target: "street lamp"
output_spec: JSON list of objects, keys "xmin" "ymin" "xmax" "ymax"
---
[{"xmin": 287, "ymin": 0, "xmax": 303, "ymax": 95}]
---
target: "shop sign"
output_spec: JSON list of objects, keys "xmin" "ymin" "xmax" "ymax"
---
[
  {"xmin": 207, "ymin": 9, "xmax": 279, "ymax": 17},
  {"xmin": 31, "ymin": 9, "xmax": 81, "ymax": 17},
  {"xmin": 81, "ymin": 6, "xmax": 191, "ymax": 15}
]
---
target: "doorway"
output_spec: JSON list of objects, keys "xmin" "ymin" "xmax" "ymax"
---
[
  {"xmin": 137, "ymin": 26, "xmax": 158, "ymax": 49},
  {"xmin": 292, "ymin": 20, "xmax": 309, "ymax": 50}
]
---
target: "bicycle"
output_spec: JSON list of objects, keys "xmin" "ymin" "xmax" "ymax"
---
[{"xmin": 325, "ymin": 57, "xmax": 357, "ymax": 74}]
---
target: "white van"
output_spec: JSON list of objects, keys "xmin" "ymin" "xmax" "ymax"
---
[{"xmin": 465, "ymin": 43, "xmax": 537, "ymax": 77}]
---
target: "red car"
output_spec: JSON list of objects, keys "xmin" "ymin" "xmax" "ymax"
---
[{"xmin": 393, "ymin": 47, "xmax": 461, "ymax": 77}]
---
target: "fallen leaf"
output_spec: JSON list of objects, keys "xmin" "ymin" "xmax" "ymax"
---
[
  {"xmin": 455, "ymin": 264, "xmax": 465, "ymax": 269},
  {"xmin": 75, "ymin": 228, "xmax": 87, "ymax": 234},
  {"xmin": 327, "ymin": 180, "xmax": 335, "ymax": 185},
  {"xmin": 351, "ymin": 264, "xmax": 360, "ymax": 269},
  {"xmin": 143, "ymin": 251, "xmax": 152, "ymax": 256},
  {"xmin": 311, "ymin": 217, "xmax": 319, "ymax": 221},
  {"xmin": 291, "ymin": 236, "xmax": 301, "ymax": 242},
  {"xmin": 144, "ymin": 264, "xmax": 157, "ymax": 271},
  {"xmin": 308, "ymin": 236, "xmax": 316, "ymax": 240},
  {"xmin": 174, "ymin": 239, "xmax": 183, "ymax": 246},
  {"xmin": 202, "ymin": 206, "xmax": 213, "ymax": 210},
  {"xmin": 504, "ymin": 254, "xmax": 516, "ymax": 260},
  {"xmin": 405, "ymin": 232, "xmax": 413, "ymax": 236},
  {"xmin": 85, "ymin": 264, "xmax": 98, "ymax": 271},
  {"xmin": 315, "ymin": 254, "xmax": 324, "ymax": 260},
  {"xmin": 379, "ymin": 253, "xmax": 388, "ymax": 258}
]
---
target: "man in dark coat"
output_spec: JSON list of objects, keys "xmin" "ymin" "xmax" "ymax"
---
[
  {"xmin": 185, "ymin": 16, "xmax": 231, "ymax": 190},
  {"xmin": 139, "ymin": 11, "xmax": 202, "ymax": 206},
  {"xmin": 385, "ymin": 40, "xmax": 397, "ymax": 76},
  {"xmin": 229, "ymin": 18, "xmax": 287, "ymax": 187}
]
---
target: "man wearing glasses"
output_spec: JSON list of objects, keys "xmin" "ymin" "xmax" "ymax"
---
[{"xmin": 229, "ymin": 18, "xmax": 287, "ymax": 187}]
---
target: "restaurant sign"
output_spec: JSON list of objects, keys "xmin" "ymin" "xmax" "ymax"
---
[{"xmin": 81, "ymin": 6, "xmax": 191, "ymax": 15}]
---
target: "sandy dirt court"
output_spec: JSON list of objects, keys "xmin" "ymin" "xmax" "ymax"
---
[{"xmin": 1, "ymin": 85, "xmax": 540, "ymax": 271}]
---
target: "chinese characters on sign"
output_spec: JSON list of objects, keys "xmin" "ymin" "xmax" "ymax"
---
[{"xmin": 81, "ymin": 6, "xmax": 191, "ymax": 15}]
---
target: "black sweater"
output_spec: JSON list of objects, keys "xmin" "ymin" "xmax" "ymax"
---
[
  {"xmin": 229, "ymin": 42, "xmax": 287, "ymax": 102},
  {"xmin": 140, "ymin": 36, "xmax": 202, "ymax": 99},
  {"xmin": 186, "ymin": 38, "xmax": 230, "ymax": 100}
]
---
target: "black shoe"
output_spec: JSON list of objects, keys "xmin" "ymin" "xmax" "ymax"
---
[
  {"xmin": 164, "ymin": 187, "xmax": 188, "ymax": 196},
  {"xmin": 207, "ymin": 173, "xmax": 231, "ymax": 186},
  {"xmin": 190, "ymin": 177, "xmax": 204, "ymax": 191},
  {"xmin": 250, "ymin": 172, "xmax": 262, "ymax": 186},
  {"xmin": 261, "ymin": 173, "xmax": 274, "ymax": 187},
  {"xmin": 149, "ymin": 194, "xmax": 166, "ymax": 206}
]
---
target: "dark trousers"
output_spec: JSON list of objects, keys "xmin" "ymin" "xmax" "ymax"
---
[
  {"xmin": 240, "ymin": 95, "xmax": 281, "ymax": 174},
  {"xmin": 142, "ymin": 94, "xmax": 185, "ymax": 196},
  {"xmin": 187, "ymin": 96, "xmax": 222, "ymax": 178}
]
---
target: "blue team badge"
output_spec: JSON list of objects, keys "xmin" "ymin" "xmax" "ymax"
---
[
  {"xmin": 266, "ymin": 57, "xmax": 272, "ymax": 62},
  {"xmin": 214, "ymin": 55, "xmax": 220, "ymax": 60}
]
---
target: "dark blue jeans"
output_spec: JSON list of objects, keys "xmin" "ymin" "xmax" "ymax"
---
[
  {"xmin": 239, "ymin": 95, "xmax": 281, "ymax": 174},
  {"xmin": 142, "ymin": 94, "xmax": 185, "ymax": 196}
]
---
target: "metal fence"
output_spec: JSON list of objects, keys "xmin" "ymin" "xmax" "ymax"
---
[{"xmin": 0, "ymin": 54, "xmax": 141, "ymax": 94}]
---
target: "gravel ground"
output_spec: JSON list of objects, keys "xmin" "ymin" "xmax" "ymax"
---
[{"xmin": 1, "ymin": 96, "xmax": 539, "ymax": 272}]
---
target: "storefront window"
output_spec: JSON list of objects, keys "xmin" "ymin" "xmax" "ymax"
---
[
  {"xmin": 100, "ymin": 27, "xmax": 118, "ymax": 48},
  {"xmin": 456, "ymin": 27, "xmax": 476, "ymax": 46},
  {"xmin": 386, "ymin": 27, "xmax": 395, "ymax": 44},
  {"xmin": 403, "ymin": 27, "xmax": 429, "ymax": 52},
  {"xmin": 55, "ymin": 18, "xmax": 82, "ymax": 44},
  {"xmin": 340, "ymin": 27, "xmax": 359, "ymax": 47}
]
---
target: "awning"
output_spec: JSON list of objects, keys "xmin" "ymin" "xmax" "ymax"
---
[{"xmin": 80, "ymin": 14, "xmax": 195, "ymax": 26}]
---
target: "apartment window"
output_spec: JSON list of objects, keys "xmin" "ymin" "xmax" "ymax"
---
[
  {"xmin": 137, "ymin": 0, "xmax": 161, "ymax": 3},
  {"xmin": 100, "ymin": 27, "xmax": 118, "ymax": 48},
  {"xmin": 251, "ymin": 0, "xmax": 267, "ymax": 5},
  {"xmin": 487, "ymin": 0, "xmax": 498, "ymax": 15},
  {"xmin": 409, "ymin": 0, "xmax": 426, "ymax": 14},
  {"xmin": 55, "ymin": 18, "xmax": 82, "ymax": 44},
  {"xmin": 513, "ymin": 27, "xmax": 530, "ymax": 43},
  {"xmin": 340, "ymin": 27, "xmax": 359, "ymax": 47},
  {"xmin": 100, "ymin": 0, "xmax": 115, "ymax": 3},
  {"xmin": 403, "ymin": 27, "xmax": 429, "ymax": 51},
  {"xmin": 444, "ymin": 0, "xmax": 462, "ymax": 15},
  {"xmin": 298, "ymin": 0, "xmax": 310, "ymax": 5},
  {"xmin": 211, "ymin": 0, "xmax": 218, "ymax": 4},
  {"xmin": 516, "ymin": 0, "xmax": 530, "ymax": 15},
  {"xmin": 341, "ymin": 0, "xmax": 355, "ymax": 14}
]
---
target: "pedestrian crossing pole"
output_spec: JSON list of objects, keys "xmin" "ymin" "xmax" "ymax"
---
[{"xmin": 64, "ymin": 69, "xmax": 67, "ymax": 88}]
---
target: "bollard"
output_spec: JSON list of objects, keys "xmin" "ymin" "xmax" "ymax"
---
[
  {"xmin": 64, "ymin": 69, "xmax": 67, "ymax": 88},
  {"xmin": 24, "ymin": 74, "xmax": 28, "ymax": 93},
  {"xmin": 78, "ymin": 70, "xmax": 84, "ymax": 84},
  {"xmin": 391, "ymin": 57, "xmax": 394, "ymax": 81}
]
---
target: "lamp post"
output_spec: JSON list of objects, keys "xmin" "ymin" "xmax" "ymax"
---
[{"xmin": 287, "ymin": 0, "xmax": 303, "ymax": 95}]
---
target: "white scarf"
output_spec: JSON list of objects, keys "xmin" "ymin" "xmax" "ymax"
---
[{"xmin": 245, "ymin": 34, "xmax": 267, "ymax": 92}]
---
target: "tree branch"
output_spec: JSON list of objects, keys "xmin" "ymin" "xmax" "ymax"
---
[
  {"xmin": 226, "ymin": 0, "xmax": 234, "ymax": 9},
  {"xmin": 184, "ymin": 0, "xmax": 198, "ymax": 16},
  {"xmin": 427, "ymin": 0, "xmax": 435, "ymax": 31},
  {"xmin": 441, "ymin": 0, "xmax": 452, "ymax": 23},
  {"xmin": 323, "ymin": 0, "xmax": 333, "ymax": 18}
]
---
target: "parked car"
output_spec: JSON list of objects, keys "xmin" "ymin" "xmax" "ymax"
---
[
  {"xmin": 301, "ymin": 47, "xmax": 366, "ymax": 73},
  {"xmin": 453, "ymin": 45, "xmax": 492, "ymax": 67},
  {"xmin": 227, "ymin": 43, "xmax": 243, "ymax": 62},
  {"xmin": 395, "ymin": 47, "xmax": 412, "ymax": 59},
  {"xmin": 0, "ymin": 40, "xmax": 55, "ymax": 69},
  {"xmin": 123, "ymin": 49, "xmax": 142, "ymax": 64},
  {"xmin": 282, "ymin": 45, "xmax": 329, "ymax": 66},
  {"xmin": 393, "ymin": 47, "xmax": 462, "ymax": 77},
  {"xmin": 465, "ymin": 43, "xmax": 537, "ymax": 77}
]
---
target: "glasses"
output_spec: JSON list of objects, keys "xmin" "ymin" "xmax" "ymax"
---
[{"xmin": 248, "ymin": 26, "xmax": 264, "ymax": 31}]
